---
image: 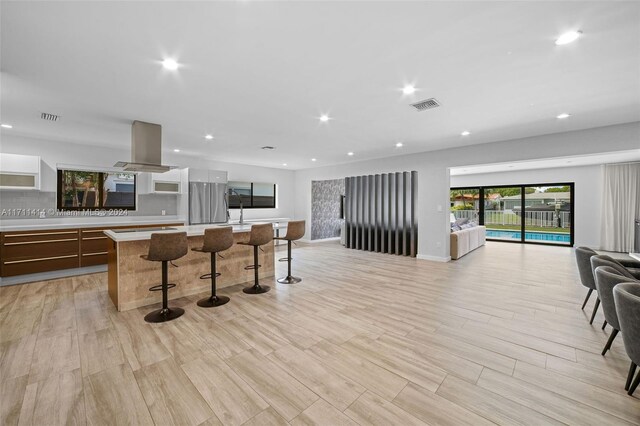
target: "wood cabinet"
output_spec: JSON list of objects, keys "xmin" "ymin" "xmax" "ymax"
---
[
  {"xmin": 0, "ymin": 229, "xmax": 79, "ymax": 276},
  {"xmin": 0, "ymin": 222, "xmax": 183, "ymax": 277},
  {"xmin": 80, "ymin": 228, "xmax": 110, "ymax": 267}
]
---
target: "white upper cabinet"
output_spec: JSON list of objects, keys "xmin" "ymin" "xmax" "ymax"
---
[
  {"xmin": 187, "ymin": 169, "xmax": 228, "ymax": 183},
  {"xmin": 151, "ymin": 168, "xmax": 181, "ymax": 193},
  {"xmin": 0, "ymin": 153, "xmax": 41, "ymax": 190},
  {"xmin": 188, "ymin": 168, "xmax": 209, "ymax": 183},
  {"xmin": 208, "ymin": 170, "xmax": 228, "ymax": 183},
  {"xmin": 139, "ymin": 168, "xmax": 182, "ymax": 194}
]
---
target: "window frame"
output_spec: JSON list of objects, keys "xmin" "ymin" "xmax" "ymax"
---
[
  {"xmin": 227, "ymin": 181, "xmax": 277, "ymax": 209},
  {"xmin": 56, "ymin": 169, "xmax": 137, "ymax": 211},
  {"xmin": 450, "ymin": 182, "xmax": 574, "ymax": 247}
]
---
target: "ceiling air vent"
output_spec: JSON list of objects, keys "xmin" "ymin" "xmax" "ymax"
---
[
  {"xmin": 41, "ymin": 112, "xmax": 60, "ymax": 121},
  {"xmin": 261, "ymin": 146, "xmax": 275, "ymax": 150},
  {"xmin": 411, "ymin": 98, "xmax": 441, "ymax": 112}
]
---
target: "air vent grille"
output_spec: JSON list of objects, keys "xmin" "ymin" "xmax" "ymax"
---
[
  {"xmin": 411, "ymin": 98, "xmax": 441, "ymax": 111},
  {"xmin": 41, "ymin": 112, "xmax": 60, "ymax": 121},
  {"xmin": 261, "ymin": 146, "xmax": 275, "ymax": 150}
]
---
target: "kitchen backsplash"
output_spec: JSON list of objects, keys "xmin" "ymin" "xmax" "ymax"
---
[{"xmin": 0, "ymin": 191, "xmax": 178, "ymax": 219}]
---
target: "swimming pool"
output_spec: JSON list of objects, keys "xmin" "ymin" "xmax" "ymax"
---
[{"xmin": 486, "ymin": 229, "xmax": 571, "ymax": 243}]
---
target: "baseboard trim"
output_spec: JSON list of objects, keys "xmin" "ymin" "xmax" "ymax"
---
[
  {"xmin": 416, "ymin": 254, "xmax": 451, "ymax": 263},
  {"xmin": 303, "ymin": 237, "xmax": 341, "ymax": 244},
  {"xmin": 0, "ymin": 265, "xmax": 107, "ymax": 287}
]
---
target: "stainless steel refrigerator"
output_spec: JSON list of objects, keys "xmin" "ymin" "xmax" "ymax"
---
[{"xmin": 188, "ymin": 169, "xmax": 229, "ymax": 224}]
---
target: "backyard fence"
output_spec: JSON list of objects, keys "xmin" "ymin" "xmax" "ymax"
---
[{"xmin": 452, "ymin": 210, "xmax": 571, "ymax": 229}]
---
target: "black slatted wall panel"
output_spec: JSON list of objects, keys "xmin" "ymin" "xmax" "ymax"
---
[{"xmin": 344, "ymin": 171, "xmax": 418, "ymax": 257}]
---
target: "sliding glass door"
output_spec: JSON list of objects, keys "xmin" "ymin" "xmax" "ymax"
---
[
  {"xmin": 524, "ymin": 185, "xmax": 572, "ymax": 244},
  {"xmin": 450, "ymin": 183, "xmax": 574, "ymax": 246},
  {"xmin": 484, "ymin": 186, "xmax": 521, "ymax": 242}
]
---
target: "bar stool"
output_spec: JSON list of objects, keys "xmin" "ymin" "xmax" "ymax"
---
[
  {"xmin": 140, "ymin": 232, "xmax": 188, "ymax": 323},
  {"xmin": 274, "ymin": 220, "xmax": 305, "ymax": 284},
  {"xmin": 191, "ymin": 226, "xmax": 234, "ymax": 308},
  {"xmin": 237, "ymin": 223, "xmax": 273, "ymax": 294}
]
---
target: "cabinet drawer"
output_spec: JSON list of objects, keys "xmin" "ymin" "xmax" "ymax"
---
[
  {"xmin": 2, "ymin": 239, "xmax": 79, "ymax": 259},
  {"xmin": 81, "ymin": 252, "xmax": 108, "ymax": 267},
  {"xmin": 81, "ymin": 237, "xmax": 109, "ymax": 254},
  {"xmin": 2, "ymin": 230, "xmax": 79, "ymax": 244},
  {"xmin": 2, "ymin": 254, "xmax": 79, "ymax": 277}
]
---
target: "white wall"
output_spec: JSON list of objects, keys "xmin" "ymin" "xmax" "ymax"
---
[
  {"xmin": 451, "ymin": 165, "xmax": 603, "ymax": 248},
  {"xmin": 0, "ymin": 134, "xmax": 296, "ymax": 221},
  {"xmin": 293, "ymin": 122, "xmax": 640, "ymax": 259}
]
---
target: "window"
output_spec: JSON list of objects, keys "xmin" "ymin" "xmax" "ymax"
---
[
  {"xmin": 450, "ymin": 183, "xmax": 574, "ymax": 246},
  {"xmin": 57, "ymin": 169, "xmax": 136, "ymax": 210},
  {"xmin": 228, "ymin": 181, "xmax": 276, "ymax": 209}
]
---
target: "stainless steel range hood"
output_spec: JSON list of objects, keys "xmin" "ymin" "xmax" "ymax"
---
[{"xmin": 114, "ymin": 120, "xmax": 175, "ymax": 173}]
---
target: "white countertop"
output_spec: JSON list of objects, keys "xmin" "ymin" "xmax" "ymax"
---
[
  {"xmin": 104, "ymin": 222, "xmax": 287, "ymax": 242},
  {"xmin": 227, "ymin": 217, "xmax": 290, "ymax": 224},
  {"xmin": 0, "ymin": 216, "xmax": 186, "ymax": 232}
]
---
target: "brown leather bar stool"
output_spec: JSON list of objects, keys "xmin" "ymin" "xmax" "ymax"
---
[
  {"xmin": 237, "ymin": 223, "xmax": 273, "ymax": 294},
  {"xmin": 274, "ymin": 220, "xmax": 305, "ymax": 284},
  {"xmin": 191, "ymin": 226, "xmax": 234, "ymax": 308},
  {"xmin": 140, "ymin": 232, "xmax": 188, "ymax": 323}
]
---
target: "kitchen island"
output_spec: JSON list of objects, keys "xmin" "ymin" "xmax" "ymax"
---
[{"xmin": 105, "ymin": 224, "xmax": 275, "ymax": 311}]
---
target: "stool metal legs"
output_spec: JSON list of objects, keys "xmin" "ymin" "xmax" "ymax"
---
[
  {"xmin": 243, "ymin": 245, "xmax": 270, "ymax": 294},
  {"xmin": 277, "ymin": 240, "xmax": 301, "ymax": 284},
  {"xmin": 198, "ymin": 253, "xmax": 230, "ymax": 307},
  {"xmin": 145, "ymin": 261, "xmax": 185, "ymax": 323}
]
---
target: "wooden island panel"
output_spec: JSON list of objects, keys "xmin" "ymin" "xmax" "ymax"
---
[{"xmin": 108, "ymin": 230, "xmax": 274, "ymax": 311}]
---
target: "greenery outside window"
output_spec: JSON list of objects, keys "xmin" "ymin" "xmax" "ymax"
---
[
  {"xmin": 57, "ymin": 169, "xmax": 136, "ymax": 210},
  {"xmin": 228, "ymin": 181, "xmax": 276, "ymax": 209}
]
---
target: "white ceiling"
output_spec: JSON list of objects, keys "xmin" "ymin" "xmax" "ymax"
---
[
  {"xmin": 449, "ymin": 149, "xmax": 640, "ymax": 176},
  {"xmin": 1, "ymin": 1, "xmax": 639, "ymax": 170}
]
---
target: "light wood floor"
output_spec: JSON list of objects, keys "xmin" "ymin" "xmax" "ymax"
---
[{"xmin": 1, "ymin": 241, "xmax": 639, "ymax": 425}]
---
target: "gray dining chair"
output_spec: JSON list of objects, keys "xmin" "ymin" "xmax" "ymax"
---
[
  {"xmin": 613, "ymin": 282, "xmax": 640, "ymax": 396},
  {"xmin": 593, "ymin": 255, "xmax": 640, "ymax": 279},
  {"xmin": 594, "ymin": 266, "xmax": 639, "ymax": 355},
  {"xmin": 590, "ymin": 254, "xmax": 640, "ymax": 327},
  {"xmin": 575, "ymin": 247, "xmax": 598, "ymax": 313}
]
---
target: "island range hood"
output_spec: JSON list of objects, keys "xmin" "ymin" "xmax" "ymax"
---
[{"xmin": 114, "ymin": 120, "xmax": 175, "ymax": 173}]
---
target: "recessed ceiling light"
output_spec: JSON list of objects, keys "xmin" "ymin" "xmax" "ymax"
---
[
  {"xmin": 347, "ymin": 152, "xmax": 354, "ymax": 156},
  {"xmin": 282, "ymin": 163, "xmax": 287, "ymax": 166},
  {"xmin": 0, "ymin": 124, "xmax": 12, "ymax": 129},
  {"xmin": 395, "ymin": 142, "xmax": 404, "ymax": 148},
  {"xmin": 401, "ymin": 85, "xmax": 417, "ymax": 95},
  {"xmin": 461, "ymin": 131, "xmax": 471, "ymax": 136},
  {"xmin": 311, "ymin": 158, "xmax": 317, "ymax": 162},
  {"xmin": 319, "ymin": 114, "xmax": 330, "ymax": 122},
  {"xmin": 204, "ymin": 134, "xmax": 214, "ymax": 140},
  {"xmin": 173, "ymin": 149, "xmax": 180, "ymax": 152},
  {"xmin": 556, "ymin": 113, "xmax": 571, "ymax": 119},
  {"xmin": 161, "ymin": 58, "xmax": 179, "ymax": 70},
  {"xmin": 555, "ymin": 30, "xmax": 582, "ymax": 46}
]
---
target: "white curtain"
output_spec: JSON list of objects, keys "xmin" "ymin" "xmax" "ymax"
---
[{"xmin": 600, "ymin": 163, "xmax": 640, "ymax": 252}]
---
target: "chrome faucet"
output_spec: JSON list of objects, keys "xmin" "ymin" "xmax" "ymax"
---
[{"xmin": 228, "ymin": 188, "xmax": 244, "ymax": 224}]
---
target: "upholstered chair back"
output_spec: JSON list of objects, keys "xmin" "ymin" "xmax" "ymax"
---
[
  {"xmin": 247, "ymin": 223, "xmax": 274, "ymax": 246},
  {"xmin": 576, "ymin": 246, "xmax": 598, "ymax": 290},
  {"xmin": 613, "ymin": 283, "xmax": 640, "ymax": 365},
  {"xmin": 146, "ymin": 232, "xmax": 188, "ymax": 262},
  {"xmin": 202, "ymin": 227, "xmax": 234, "ymax": 253},
  {"xmin": 591, "ymin": 255, "xmax": 636, "ymax": 280},
  {"xmin": 283, "ymin": 220, "xmax": 306, "ymax": 241},
  {"xmin": 595, "ymin": 266, "xmax": 639, "ymax": 330}
]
